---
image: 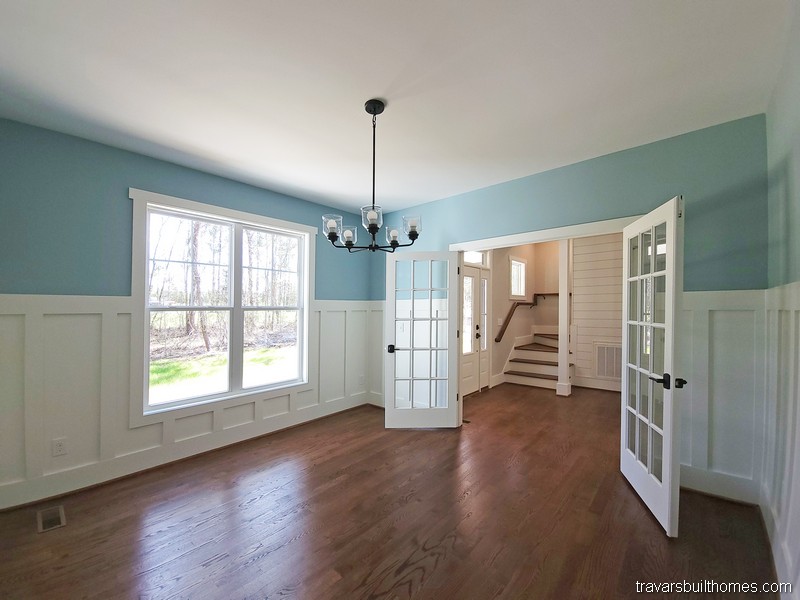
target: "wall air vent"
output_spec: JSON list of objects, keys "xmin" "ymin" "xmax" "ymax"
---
[{"xmin": 595, "ymin": 343, "xmax": 622, "ymax": 380}]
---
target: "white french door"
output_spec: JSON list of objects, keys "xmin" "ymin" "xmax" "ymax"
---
[
  {"xmin": 384, "ymin": 252, "xmax": 460, "ymax": 428},
  {"xmin": 621, "ymin": 196, "xmax": 685, "ymax": 537}
]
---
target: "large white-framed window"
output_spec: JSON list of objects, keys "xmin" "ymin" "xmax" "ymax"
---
[
  {"xmin": 509, "ymin": 256, "xmax": 527, "ymax": 300},
  {"xmin": 130, "ymin": 188, "xmax": 314, "ymax": 417}
]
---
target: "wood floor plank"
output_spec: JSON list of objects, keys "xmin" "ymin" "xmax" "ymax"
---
[{"xmin": 0, "ymin": 385, "xmax": 777, "ymax": 599}]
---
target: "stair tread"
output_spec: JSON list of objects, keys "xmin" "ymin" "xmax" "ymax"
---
[
  {"xmin": 515, "ymin": 343, "xmax": 557, "ymax": 352},
  {"xmin": 505, "ymin": 371, "xmax": 559, "ymax": 381},
  {"xmin": 509, "ymin": 358, "xmax": 574, "ymax": 366},
  {"xmin": 536, "ymin": 333, "xmax": 559, "ymax": 340}
]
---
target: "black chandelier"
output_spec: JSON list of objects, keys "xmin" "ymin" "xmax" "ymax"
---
[{"xmin": 322, "ymin": 98, "xmax": 421, "ymax": 253}]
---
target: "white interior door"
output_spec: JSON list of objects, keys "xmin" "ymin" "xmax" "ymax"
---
[
  {"xmin": 621, "ymin": 196, "xmax": 685, "ymax": 537},
  {"xmin": 460, "ymin": 265, "xmax": 480, "ymax": 396},
  {"xmin": 385, "ymin": 252, "xmax": 460, "ymax": 428}
]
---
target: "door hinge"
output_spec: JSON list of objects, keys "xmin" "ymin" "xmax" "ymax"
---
[
  {"xmin": 457, "ymin": 330, "xmax": 460, "ymax": 338},
  {"xmin": 457, "ymin": 394, "xmax": 460, "ymax": 402},
  {"xmin": 458, "ymin": 267, "xmax": 460, "ymax": 275}
]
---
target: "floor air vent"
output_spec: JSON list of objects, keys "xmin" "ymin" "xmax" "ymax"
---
[{"xmin": 36, "ymin": 505, "xmax": 66, "ymax": 533}]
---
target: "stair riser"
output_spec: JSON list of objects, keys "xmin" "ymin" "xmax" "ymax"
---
[
  {"xmin": 511, "ymin": 350, "xmax": 556, "ymax": 362},
  {"xmin": 508, "ymin": 362, "xmax": 559, "ymax": 376},
  {"xmin": 533, "ymin": 336, "xmax": 559, "ymax": 348},
  {"xmin": 505, "ymin": 374, "xmax": 558, "ymax": 389}
]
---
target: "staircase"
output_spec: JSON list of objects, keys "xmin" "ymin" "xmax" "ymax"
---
[{"xmin": 504, "ymin": 333, "xmax": 573, "ymax": 390}]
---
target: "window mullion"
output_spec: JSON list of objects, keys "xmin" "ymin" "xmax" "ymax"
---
[{"xmin": 229, "ymin": 223, "xmax": 244, "ymax": 393}]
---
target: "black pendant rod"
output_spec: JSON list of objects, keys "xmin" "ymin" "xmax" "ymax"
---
[{"xmin": 372, "ymin": 113, "xmax": 376, "ymax": 212}]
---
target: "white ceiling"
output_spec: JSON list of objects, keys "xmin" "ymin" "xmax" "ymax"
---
[{"xmin": 0, "ymin": 1, "xmax": 793, "ymax": 213}]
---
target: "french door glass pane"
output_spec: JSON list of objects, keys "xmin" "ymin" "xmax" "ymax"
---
[
  {"xmin": 628, "ymin": 280, "xmax": 638, "ymax": 320},
  {"xmin": 432, "ymin": 350, "xmax": 448, "ymax": 378},
  {"xmin": 149, "ymin": 310, "xmax": 230, "ymax": 405},
  {"xmin": 652, "ymin": 430, "xmax": 663, "ymax": 482},
  {"xmin": 242, "ymin": 309, "xmax": 299, "ymax": 389},
  {"xmin": 414, "ymin": 291, "xmax": 430, "ymax": 318},
  {"xmin": 395, "ymin": 320, "xmax": 411, "ymax": 348},
  {"xmin": 638, "ymin": 418, "xmax": 649, "ymax": 465},
  {"xmin": 639, "ymin": 374, "xmax": 650, "ymax": 419},
  {"xmin": 413, "ymin": 350, "xmax": 430, "ymax": 378},
  {"xmin": 432, "ymin": 380, "xmax": 448, "ymax": 408},
  {"xmin": 629, "ymin": 235, "xmax": 639, "ymax": 277},
  {"xmin": 654, "ymin": 222, "xmax": 667, "ymax": 272},
  {"xmin": 654, "ymin": 276, "xmax": 666, "ymax": 324},
  {"xmin": 652, "ymin": 327, "xmax": 665, "ymax": 375},
  {"xmin": 642, "ymin": 230, "xmax": 652, "ymax": 274},
  {"xmin": 395, "ymin": 350, "xmax": 411, "ymax": 379},
  {"xmin": 640, "ymin": 326, "xmax": 651, "ymax": 369},
  {"xmin": 431, "ymin": 260, "xmax": 448, "ymax": 288},
  {"xmin": 432, "ymin": 291, "xmax": 448, "ymax": 319},
  {"xmin": 652, "ymin": 383, "xmax": 664, "ymax": 430},
  {"xmin": 462, "ymin": 276, "xmax": 474, "ymax": 355},
  {"xmin": 640, "ymin": 278, "xmax": 652, "ymax": 322},
  {"xmin": 395, "ymin": 380, "xmax": 411, "ymax": 408},
  {"xmin": 413, "ymin": 320, "xmax": 431, "ymax": 348},
  {"xmin": 628, "ymin": 324, "xmax": 638, "ymax": 364},
  {"xmin": 627, "ymin": 368, "xmax": 637, "ymax": 408},
  {"xmin": 627, "ymin": 410, "xmax": 636, "ymax": 453},
  {"xmin": 413, "ymin": 380, "xmax": 430, "ymax": 408},
  {"xmin": 396, "ymin": 291, "xmax": 412, "ymax": 319},
  {"xmin": 432, "ymin": 320, "xmax": 448, "ymax": 349},
  {"xmin": 396, "ymin": 261, "xmax": 412, "ymax": 289},
  {"xmin": 414, "ymin": 260, "xmax": 429, "ymax": 288}
]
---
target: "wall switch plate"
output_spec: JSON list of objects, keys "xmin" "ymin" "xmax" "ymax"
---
[{"xmin": 51, "ymin": 438, "xmax": 67, "ymax": 457}]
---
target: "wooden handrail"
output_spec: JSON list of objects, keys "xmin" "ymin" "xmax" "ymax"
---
[{"xmin": 495, "ymin": 301, "xmax": 535, "ymax": 343}]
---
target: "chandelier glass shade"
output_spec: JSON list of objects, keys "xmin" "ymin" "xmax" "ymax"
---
[{"xmin": 322, "ymin": 99, "xmax": 421, "ymax": 253}]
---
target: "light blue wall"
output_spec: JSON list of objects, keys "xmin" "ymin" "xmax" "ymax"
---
[
  {"xmin": 0, "ymin": 118, "xmax": 371, "ymax": 300},
  {"xmin": 376, "ymin": 114, "xmax": 768, "ymax": 299},
  {"xmin": 767, "ymin": 7, "xmax": 800, "ymax": 288}
]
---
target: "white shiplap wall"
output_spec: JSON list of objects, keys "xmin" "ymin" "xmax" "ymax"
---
[
  {"xmin": 0, "ymin": 295, "xmax": 383, "ymax": 509},
  {"xmin": 571, "ymin": 233, "xmax": 623, "ymax": 391}
]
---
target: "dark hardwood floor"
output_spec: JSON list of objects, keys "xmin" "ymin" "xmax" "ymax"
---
[{"xmin": 0, "ymin": 385, "xmax": 776, "ymax": 599}]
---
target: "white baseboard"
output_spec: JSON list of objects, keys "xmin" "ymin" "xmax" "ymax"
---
[
  {"xmin": 490, "ymin": 373, "xmax": 506, "ymax": 388},
  {"xmin": 572, "ymin": 376, "xmax": 621, "ymax": 392}
]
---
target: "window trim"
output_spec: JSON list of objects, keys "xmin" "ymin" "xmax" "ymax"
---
[
  {"xmin": 509, "ymin": 255, "xmax": 527, "ymax": 300},
  {"xmin": 129, "ymin": 188, "xmax": 316, "ymax": 425}
]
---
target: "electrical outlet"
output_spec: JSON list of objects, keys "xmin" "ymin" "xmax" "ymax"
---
[
  {"xmin": 358, "ymin": 374, "xmax": 366, "ymax": 386},
  {"xmin": 497, "ymin": 318, "xmax": 503, "ymax": 327},
  {"xmin": 51, "ymin": 438, "xmax": 67, "ymax": 457}
]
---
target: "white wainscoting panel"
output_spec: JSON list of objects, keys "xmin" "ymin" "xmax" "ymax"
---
[
  {"xmin": 761, "ymin": 281, "xmax": 800, "ymax": 598},
  {"xmin": 0, "ymin": 295, "xmax": 384, "ymax": 509},
  {"xmin": 678, "ymin": 290, "xmax": 765, "ymax": 504},
  {"xmin": 0, "ymin": 314, "xmax": 25, "ymax": 484}
]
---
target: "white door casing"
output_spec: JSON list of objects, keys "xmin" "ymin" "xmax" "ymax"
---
[
  {"xmin": 620, "ymin": 196, "xmax": 685, "ymax": 537},
  {"xmin": 385, "ymin": 252, "xmax": 461, "ymax": 428}
]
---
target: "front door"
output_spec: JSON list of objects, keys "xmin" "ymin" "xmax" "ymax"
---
[
  {"xmin": 460, "ymin": 265, "xmax": 480, "ymax": 396},
  {"xmin": 621, "ymin": 196, "xmax": 685, "ymax": 537},
  {"xmin": 384, "ymin": 252, "xmax": 460, "ymax": 428}
]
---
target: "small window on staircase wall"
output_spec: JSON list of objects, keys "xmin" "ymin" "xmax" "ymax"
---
[{"xmin": 509, "ymin": 256, "xmax": 526, "ymax": 300}]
